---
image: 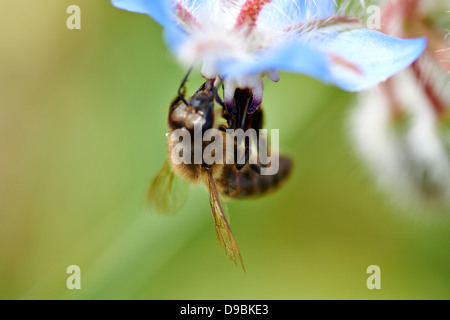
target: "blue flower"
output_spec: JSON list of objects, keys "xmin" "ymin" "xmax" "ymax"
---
[{"xmin": 111, "ymin": 0, "xmax": 426, "ymax": 113}]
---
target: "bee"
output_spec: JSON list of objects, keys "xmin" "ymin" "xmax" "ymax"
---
[{"xmin": 148, "ymin": 69, "xmax": 292, "ymax": 270}]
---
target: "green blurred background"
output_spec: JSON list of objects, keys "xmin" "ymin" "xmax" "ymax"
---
[{"xmin": 1, "ymin": 0, "xmax": 450, "ymax": 300}]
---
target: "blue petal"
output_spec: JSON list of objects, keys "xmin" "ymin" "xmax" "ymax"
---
[
  {"xmin": 312, "ymin": 29, "xmax": 427, "ymax": 91},
  {"xmin": 218, "ymin": 40, "xmax": 331, "ymax": 83},
  {"xmin": 111, "ymin": 0, "xmax": 173, "ymax": 28},
  {"xmin": 219, "ymin": 30, "xmax": 426, "ymax": 92},
  {"xmin": 258, "ymin": 0, "xmax": 336, "ymax": 28}
]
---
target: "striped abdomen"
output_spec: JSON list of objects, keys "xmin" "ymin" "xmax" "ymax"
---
[{"xmin": 219, "ymin": 156, "xmax": 293, "ymax": 199}]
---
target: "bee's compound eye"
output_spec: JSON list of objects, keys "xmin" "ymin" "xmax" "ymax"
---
[
  {"xmin": 172, "ymin": 104, "xmax": 188, "ymax": 122},
  {"xmin": 186, "ymin": 113, "xmax": 206, "ymax": 130}
]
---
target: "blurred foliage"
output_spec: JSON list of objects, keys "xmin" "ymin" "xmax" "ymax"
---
[{"xmin": 1, "ymin": 0, "xmax": 450, "ymax": 300}]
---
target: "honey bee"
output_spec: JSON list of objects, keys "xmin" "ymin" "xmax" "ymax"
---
[{"xmin": 148, "ymin": 69, "xmax": 292, "ymax": 270}]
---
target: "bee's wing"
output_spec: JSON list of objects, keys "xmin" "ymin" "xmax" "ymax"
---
[
  {"xmin": 206, "ymin": 169, "xmax": 245, "ymax": 270},
  {"xmin": 147, "ymin": 160, "xmax": 188, "ymax": 215}
]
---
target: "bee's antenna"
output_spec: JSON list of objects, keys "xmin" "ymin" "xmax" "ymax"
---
[{"xmin": 178, "ymin": 66, "xmax": 194, "ymax": 106}]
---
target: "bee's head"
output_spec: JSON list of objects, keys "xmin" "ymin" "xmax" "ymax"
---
[{"xmin": 169, "ymin": 81, "xmax": 215, "ymax": 132}]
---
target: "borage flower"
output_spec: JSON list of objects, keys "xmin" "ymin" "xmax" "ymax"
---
[
  {"xmin": 349, "ymin": 0, "xmax": 450, "ymax": 212},
  {"xmin": 111, "ymin": 0, "xmax": 426, "ymax": 114}
]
